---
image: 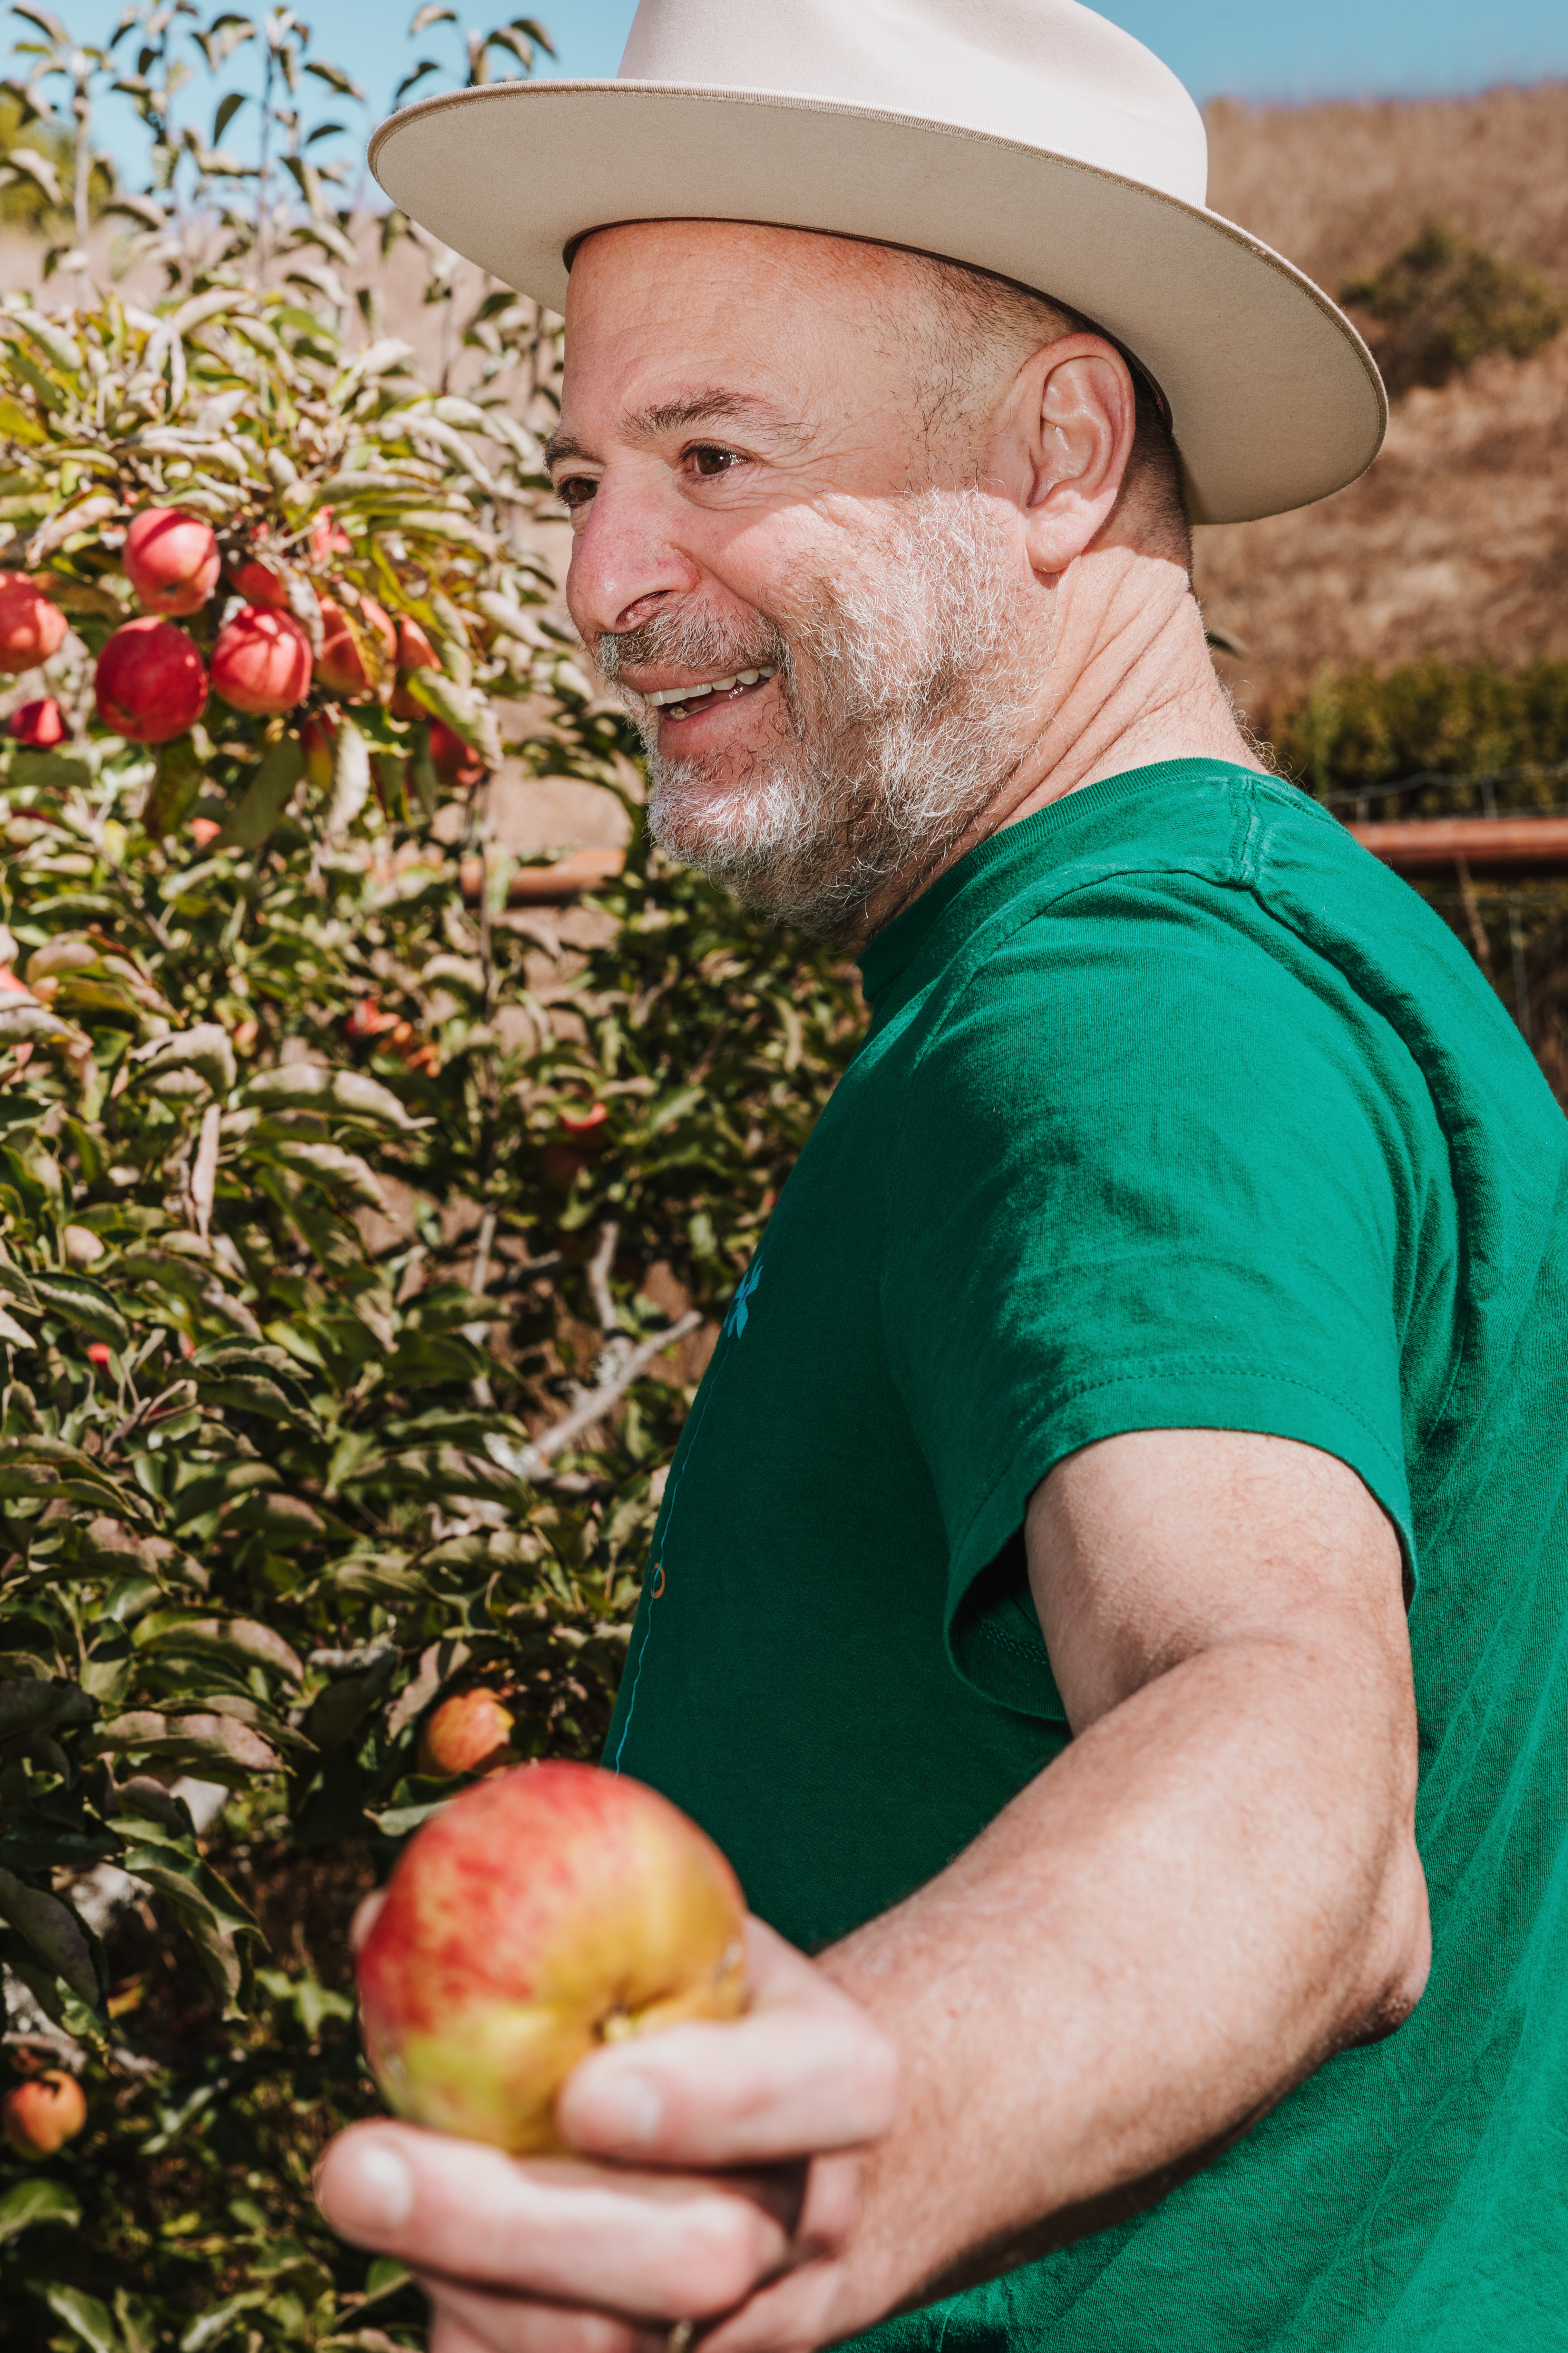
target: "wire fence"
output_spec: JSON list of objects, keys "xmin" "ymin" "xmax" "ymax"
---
[{"xmin": 1314, "ymin": 759, "xmax": 1568, "ymax": 821}]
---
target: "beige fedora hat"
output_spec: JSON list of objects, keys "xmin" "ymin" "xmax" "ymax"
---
[{"xmin": 370, "ymin": 0, "xmax": 1386, "ymax": 525}]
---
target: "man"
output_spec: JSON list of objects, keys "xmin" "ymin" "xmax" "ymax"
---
[{"xmin": 320, "ymin": 5, "xmax": 1568, "ymax": 2348}]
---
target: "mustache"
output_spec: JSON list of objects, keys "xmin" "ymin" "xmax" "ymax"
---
[{"xmin": 592, "ymin": 605, "xmax": 790, "ymax": 697}]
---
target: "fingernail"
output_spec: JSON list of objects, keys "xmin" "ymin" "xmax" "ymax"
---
[
  {"xmin": 324, "ymin": 2139, "xmax": 415, "ymax": 2233},
  {"xmin": 573, "ymin": 2067, "xmax": 664, "ymax": 2149}
]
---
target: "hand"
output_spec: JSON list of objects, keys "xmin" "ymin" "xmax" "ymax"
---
[{"xmin": 315, "ymin": 1917, "xmax": 901, "ymax": 2353}]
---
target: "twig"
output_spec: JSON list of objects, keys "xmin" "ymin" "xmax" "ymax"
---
[
  {"xmin": 495, "ymin": 1310, "xmax": 702, "ymax": 1480},
  {"xmin": 464, "ymin": 1203, "xmax": 499, "ymax": 1409},
  {"xmin": 586, "ymin": 1220, "xmax": 632, "ymax": 1383}
]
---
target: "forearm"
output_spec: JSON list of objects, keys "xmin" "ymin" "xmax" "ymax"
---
[{"xmin": 811, "ymin": 1634, "xmax": 1429, "ymax": 2330}]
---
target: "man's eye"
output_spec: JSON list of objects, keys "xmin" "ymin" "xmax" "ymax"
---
[
  {"xmin": 690, "ymin": 446, "xmax": 740, "ymax": 477},
  {"xmin": 556, "ymin": 475, "xmax": 598, "ymax": 510}
]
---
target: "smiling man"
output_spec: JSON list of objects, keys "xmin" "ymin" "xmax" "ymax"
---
[{"xmin": 320, "ymin": 5, "xmax": 1568, "ymax": 2350}]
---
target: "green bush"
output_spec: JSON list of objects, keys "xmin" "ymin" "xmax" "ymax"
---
[
  {"xmin": 1264, "ymin": 656, "xmax": 1568, "ymax": 814},
  {"xmin": 1340, "ymin": 219, "xmax": 1566, "ymax": 397}
]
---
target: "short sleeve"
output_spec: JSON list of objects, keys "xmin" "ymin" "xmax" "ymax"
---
[{"xmin": 881, "ymin": 875, "xmax": 1431, "ymax": 1718}]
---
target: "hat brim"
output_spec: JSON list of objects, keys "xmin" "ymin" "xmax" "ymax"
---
[{"xmin": 370, "ymin": 80, "xmax": 1386, "ymax": 526}]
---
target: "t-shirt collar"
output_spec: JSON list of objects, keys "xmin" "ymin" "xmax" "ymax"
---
[{"xmin": 856, "ymin": 758, "xmax": 1253, "ymax": 1020}]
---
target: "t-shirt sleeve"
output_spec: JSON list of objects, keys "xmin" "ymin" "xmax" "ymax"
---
[{"xmin": 881, "ymin": 875, "xmax": 1428, "ymax": 1721}]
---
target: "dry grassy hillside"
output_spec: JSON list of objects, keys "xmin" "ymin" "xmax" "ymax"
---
[{"xmin": 1194, "ymin": 81, "xmax": 1568, "ymax": 716}]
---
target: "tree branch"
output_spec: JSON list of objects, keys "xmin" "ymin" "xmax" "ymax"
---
[{"xmin": 492, "ymin": 1310, "xmax": 702, "ymax": 1482}]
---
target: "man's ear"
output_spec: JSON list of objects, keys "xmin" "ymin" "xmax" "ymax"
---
[{"xmin": 1008, "ymin": 335, "xmax": 1139, "ymax": 583}]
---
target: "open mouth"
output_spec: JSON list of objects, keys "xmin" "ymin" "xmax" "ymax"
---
[{"xmin": 644, "ymin": 666, "xmax": 776, "ymax": 723}]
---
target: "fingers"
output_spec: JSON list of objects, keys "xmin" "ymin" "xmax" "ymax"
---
[
  {"xmin": 429, "ymin": 2304, "xmax": 506, "ymax": 2353},
  {"xmin": 558, "ymin": 1921, "xmax": 900, "ymax": 2170},
  {"xmin": 423, "ymin": 2279, "xmax": 665, "ymax": 2353},
  {"xmin": 316, "ymin": 2123, "xmax": 793, "ymax": 2320}
]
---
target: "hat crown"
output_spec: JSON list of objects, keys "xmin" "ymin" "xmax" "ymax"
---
[{"xmin": 619, "ymin": 0, "xmax": 1208, "ymax": 208}]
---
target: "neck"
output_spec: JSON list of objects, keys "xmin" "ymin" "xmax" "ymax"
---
[{"xmin": 857, "ymin": 545, "xmax": 1262, "ymax": 948}]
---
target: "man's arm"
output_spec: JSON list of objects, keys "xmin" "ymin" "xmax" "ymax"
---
[{"xmin": 316, "ymin": 1429, "xmax": 1429, "ymax": 2353}]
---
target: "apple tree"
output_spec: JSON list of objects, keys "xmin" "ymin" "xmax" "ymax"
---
[{"xmin": 0, "ymin": 9, "xmax": 861, "ymax": 2346}]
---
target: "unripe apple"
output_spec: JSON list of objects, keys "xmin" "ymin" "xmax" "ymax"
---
[
  {"xmin": 211, "ymin": 606, "xmax": 313, "ymax": 716},
  {"xmin": 428, "ymin": 716, "xmax": 485, "ymax": 787},
  {"xmin": 317, "ymin": 597, "xmax": 395, "ymax": 700},
  {"xmin": 94, "ymin": 617, "xmax": 208, "ymax": 743},
  {"xmin": 8, "ymin": 696, "xmax": 65, "ymax": 748},
  {"xmin": 0, "ymin": 573, "xmax": 67, "ymax": 673},
  {"xmin": 2, "ymin": 2070, "xmax": 87, "ymax": 2159},
  {"xmin": 357, "ymin": 1761, "xmax": 747, "ymax": 2152},
  {"xmin": 418, "ymin": 1686, "xmax": 518, "ymax": 1779},
  {"xmin": 123, "ymin": 508, "xmax": 221, "ymax": 617}
]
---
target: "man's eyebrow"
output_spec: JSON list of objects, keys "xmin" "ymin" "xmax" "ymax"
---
[
  {"xmin": 542, "ymin": 427, "xmax": 596, "ymax": 471},
  {"xmin": 544, "ymin": 392, "xmax": 800, "ymax": 472},
  {"xmin": 628, "ymin": 392, "xmax": 795, "ymax": 441}
]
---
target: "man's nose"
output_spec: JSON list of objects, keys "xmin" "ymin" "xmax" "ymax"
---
[{"xmin": 565, "ymin": 469, "xmax": 704, "ymax": 642}]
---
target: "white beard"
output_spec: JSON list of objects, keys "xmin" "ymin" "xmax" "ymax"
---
[{"xmin": 595, "ymin": 489, "xmax": 1037, "ymax": 943}]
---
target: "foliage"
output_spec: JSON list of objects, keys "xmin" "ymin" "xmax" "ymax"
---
[
  {"xmin": 1340, "ymin": 219, "xmax": 1566, "ymax": 397},
  {"xmin": 1264, "ymin": 655, "xmax": 1568, "ymax": 814},
  {"xmin": 0, "ymin": 13, "xmax": 862, "ymax": 2348}
]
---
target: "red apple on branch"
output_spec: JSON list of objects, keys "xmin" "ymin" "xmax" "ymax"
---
[
  {"xmin": 2, "ymin": 2069, "xmax": 87, "ymax": 2158},
  {"xmin": 123, "ymin": 508, "xmax": 221, "ymax": 617},
  {"xmin": 94, "ymin": 617, "xmax": 207, "ymax": 743},
  {"xmin": 212, "ymin": 606, "xmax": 313, "ymax": 716},
  {"xmin": 7, "ymin": 697, "xmax": 65, "ymax": 748},
  {"xmin": 417, "ymin": 1687, "xmax": 518, "ymax": 1779},
  {"xmin": 427, "ymin": 716, "xmax": 485, "ymax": 788},
  {"xmin": 317, "ymin": 596, "xmax": 395, "ymax": 699},
  {"xmin": 390, "ymin": 614, "xmax": 442, "ymax": 718},
  {"xmin": 0, "ymin": 573, "xmax": 67, "ymax": 673},
  {"xmin": 356, "ymin": 1761, "xmax": 747, "ymax": 2152}
]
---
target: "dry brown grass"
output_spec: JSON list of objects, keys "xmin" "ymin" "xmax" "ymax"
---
[{"xmin": 1193, "ymin": 83, "xmax": 1568, "ymax": 717}]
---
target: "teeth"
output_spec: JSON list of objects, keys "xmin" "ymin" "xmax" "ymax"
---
[{"xmin": 647, "ymin": 666, "xmax": 774, "ymax": 709}]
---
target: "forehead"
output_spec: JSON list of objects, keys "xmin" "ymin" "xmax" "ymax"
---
[{"xmin": 560, "ymin": 221, "xmax": 918, "ymax": 413}]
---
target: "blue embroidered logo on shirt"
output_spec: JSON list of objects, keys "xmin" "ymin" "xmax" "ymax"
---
[{"xmin": 725, "ymin": 1259, "xmax": 762, "ymax": 1339}]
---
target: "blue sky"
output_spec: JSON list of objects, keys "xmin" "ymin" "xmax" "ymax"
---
[
  {"xmin": 31, "ymin": 2, "xmax": 1568, "ymax": 195},
  {"xmin": 402, "ymin": 0, "xmax": 1568, "ymax": 109}
]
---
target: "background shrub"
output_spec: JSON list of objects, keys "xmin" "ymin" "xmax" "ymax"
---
[{"xmin": 1340, "ymin": 219, "xmax": 1566, "ymax": 396}]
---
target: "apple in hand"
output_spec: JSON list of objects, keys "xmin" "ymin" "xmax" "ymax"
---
[{"xmin": 356, "ymin": 1761, "xmax": 747, "ymax": 2152}]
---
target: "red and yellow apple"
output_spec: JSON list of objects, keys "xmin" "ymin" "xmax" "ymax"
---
[
  {"xmin": 0, "ymin": 572, "xmax": 67, "ymax": 672},
  {"xmin": 356, "ymin": 1761, "xmax": 747, "ymax": 2152},
  {"xmin": 417, "ymin": 1686, "xmax": 518, "ymax": 1779},
  {"xmin": 3, "ymin": 2069, "xmax": 87, "ymax": 2158}
]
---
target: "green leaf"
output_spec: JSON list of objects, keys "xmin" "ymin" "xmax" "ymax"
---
[
  {"xmin": 17, "ymin": 1280, "xmax": 129, "ymax": 1355},
  {"xmin": 0, "ymin": 2175, "xmax": 80, "ymax": 2243},
  {"xmin": 46, "ymin": 2286, "xmax": 120, "ymax": 2353},
  {"xmin": 0, "ymin": 1864, "xmax": 100, "ymax": 2007},
  {"xmin": 132, "ymin": 1612, "xmax": 305, "ymax": 1681},
  {"xmin": 217, "ymin": 736, "xmax": 306, "ymax": 851},
  {"xmin": 179, "ymin": 2290, "xmax": 270, "ymax": 2353},
  {"xmin": 0, "ymin": 1675, "xmax": 94, "ymax": 1740},
  {"xmin": 142, "ymin": 735, "xmax": 206, "ymax": 839}
]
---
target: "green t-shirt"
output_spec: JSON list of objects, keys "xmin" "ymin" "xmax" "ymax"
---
[{"xmin": 605, "ymin": 758, "xmax": 1568, "ymax": 2350}]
